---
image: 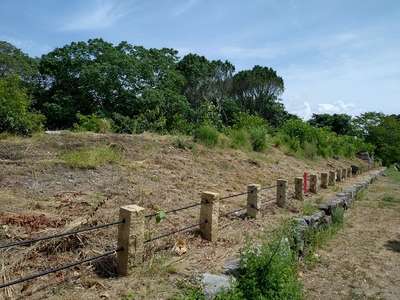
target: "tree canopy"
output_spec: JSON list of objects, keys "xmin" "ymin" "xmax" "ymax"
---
[{"xmin": 1, "ymin": 39, "xmax": 399, "ymax": 165}]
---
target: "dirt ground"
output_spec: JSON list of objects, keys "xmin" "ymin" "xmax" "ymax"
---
[
  {"xmin": 300, "ymin": 168, "xmax": 400, "ymax": 300},
  {"xmin": 0, "ymin": 131, "xmax": 389, "ymax": 299}
]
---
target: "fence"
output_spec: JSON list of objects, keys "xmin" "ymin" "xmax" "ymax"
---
[{"xmin": 0, "ymin": 164, "xmax": 369, "ymax": 288}]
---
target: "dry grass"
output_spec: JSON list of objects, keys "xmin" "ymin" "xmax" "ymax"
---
[{"xmin": 0, "ymin": 131, "xmax": 380, "ymax": 299}]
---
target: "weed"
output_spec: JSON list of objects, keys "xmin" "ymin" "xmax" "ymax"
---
[
  {"xmin": 382, "ymin": 195, "xmax": 400, "ymax": 203},
  {"xmin": 301, "ymin": 200, "xmax": 319, "ymax": 215},
  {"xmin": 60, "ymin": 144, "xmax": 123, "ymax": 169},
  {"xmin": 171, "ymin": 276, "xmax": 206, "ymax": 300},
  {"xmin": 218, "ymin": 227, "xmax": 303, "ymax": 300}
]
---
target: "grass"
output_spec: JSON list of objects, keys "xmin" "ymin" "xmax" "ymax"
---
[{"xmin": 60, "ymin": 144, "xmax": 123, "ymax": 169}]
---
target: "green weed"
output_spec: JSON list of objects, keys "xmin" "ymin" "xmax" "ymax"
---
[{"xmin": 60, "ymin": 144, "xmax": 123, "ymax": 169}]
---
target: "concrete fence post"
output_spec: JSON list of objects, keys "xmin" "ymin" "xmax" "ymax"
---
[
  {"xmin": 276, "ymin": 179, "xmax": 287, "ymax": 207},
  {"xmin": 320, "ymin": 172, "xmax": 328, "ymax": 189},
  {"xmin": 336, "ymin": 169, "xmax": 342, "ymax": 183},
  {"xmin": 294, "ymin": 177, "xmax": 304, "ymax": 200},
  {"xmin": 329, "ymin": 170, "xmax": 336, "ymax": 186},
  {"xmin": 200, "ymin": 191, "xmax": 219, "ymax": 242},
  {"xmin": 342, "ymin": 168, "xmax": 347, "ymax": 181},
  {"xmin": 247, "ymin": 184, "xmax": 261, "ymax": 219},
  {"xmin": 117, "ymin": 205, "xmax": 145, "ymax": 276},
  {"xmin": 347, "ymin": 167, "xmax": 352, "ymax": 178},
  {"xmin": 309, "ymin": 174, "xmax": 318, "ymax": 194}
]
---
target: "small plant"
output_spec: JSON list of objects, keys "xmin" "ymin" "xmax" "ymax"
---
[
  {"xmin": 172, "ymin": 276, "xmax": 207, "ymax": 300},
  {"xmin": 332, "ymin": 207, "xmax": 345, "ymax": 226},
  {"xmin": 382, "ymin": 195, "xmax": 399, "ymax": 203}
]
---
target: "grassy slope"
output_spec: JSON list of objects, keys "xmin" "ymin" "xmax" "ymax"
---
[{"xmin": 0, "ymin": 131, "xmax": 378, "ymax": 299}]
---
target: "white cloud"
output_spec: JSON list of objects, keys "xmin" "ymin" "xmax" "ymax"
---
[
  {"xmin": 291, "ymin": 101, "xmax": 313, "ymax": 120},
  {"xmin": 317, "ymin": 101, "xmax": 365, "ymax": 117},
  {"xmin": 173, "ymin": 0, "xmax": 200, "ymax": 16},
  {"xmin": 58, "ymin": 0, "xmax": 131, "ymax": 31}
]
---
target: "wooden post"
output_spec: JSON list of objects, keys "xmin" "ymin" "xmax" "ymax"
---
[
  {"xmin": 247, "ymin": 184, "xmax": 261, "ymax": 219},
  {"xmin": 276, "ymin": 179, "xmax": 287, "ymax": 207},
  {"xmin": 200, "ymin": 192, "xmax": 219, "ymax": 242},
  {"xmin": 117, "ymin": 205, "xmax": 145, "ymax": 276},
  {"xmin": 309, "ymin": 174, "xmax": 318, "ymax": 194},
  {"xmin": 294, "ymin": 177, "xmax": 304, "ymax": 200},
  {"xmin": 329, "ymin": 170, "xmax": 336, "ymax": 186},
  {"xmin": 320, "ymin": 172, "xmax": 328, "ymax": 189}
]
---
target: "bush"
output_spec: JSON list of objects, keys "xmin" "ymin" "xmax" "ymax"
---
[
  {"xmin": 73, "ymin": 114, "xmax": 113, "ymax": 133},
  {"xmin": 248, "ymin": 126, "xmax": 268, "ymax": 152},
  {"xmin": 0, "ymin": 74, "xmax": 45, "ymax": 135},
  {"xmin": 217, "ymin": 228, "xmax": 303, "ymax": 300},
  {"xmin": 193, "ymin": 124, "xmax": 219, "ymax": 148},
  {"xmin": 227, "ymin": 128, "xmax": 250, "ymax": 150}
]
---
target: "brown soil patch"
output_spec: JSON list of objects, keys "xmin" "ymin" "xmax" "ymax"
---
[{"xmin": 0, "ymin": 132, "xmax": 381, "ymax": 299}]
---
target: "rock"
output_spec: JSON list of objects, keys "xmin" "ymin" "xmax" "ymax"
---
[{"xmin": 201, "ymin": 273, "xmax": 234, "ymax": 298}]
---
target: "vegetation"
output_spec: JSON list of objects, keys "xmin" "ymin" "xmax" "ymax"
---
[{"xmin": 1, "ymin": 39, "xmax": 400, "ymax": 164}]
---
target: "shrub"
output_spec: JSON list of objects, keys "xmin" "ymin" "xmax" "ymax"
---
[
  {"xmin": 227, "ymin": 129, "xmax": 250, "ymax": 150},
  {"xmin": 248, "ymin": 126, "xmax": 268, "ymax": 152},
  {"xmin": 193, "ymin": 124, "xmax": 219, "ymax": 148},
  {"xmin": 217, "ymin": 228, "xmax": 303, "ymax": 300},
  {"xmin": 73, "ymin": 114, "xmax": 113, "ymax": 133},
  {"xmin": 0, "ymin": 74, "xmax": 45, "ymax": 135}
]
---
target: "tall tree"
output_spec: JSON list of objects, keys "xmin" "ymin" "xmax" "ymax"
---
[
  {"xmin": 0, "ymin": 41, "xmax": 39, "ymax": 92},
  {"xmin": 308, "ymin": 113, "xmax": 352, "ymax": 135},
  {"xmin": 230, "ymin": 65, "xmax": 286, "ymax": 126},
  {"xmin": 37, "ymin": 39, "xmax": 189, "ymax": 129},
  {"xmin": 352, "ymin": 112, "xmax": 400, "ymax": 165}
]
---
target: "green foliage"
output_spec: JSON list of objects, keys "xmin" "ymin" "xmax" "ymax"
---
[
  {"xmin": 232, "ymin": 111, "xmax": 266, "ymax": 130},
  {"xmin": 308, "ymin": 113, "xmax": 352, "ymax": 136},
  {"xmin": 172, "ymin": 277, "xmax": 207, "ymax": 300},
  {"xmin": 231, "ymin": 65, "xmax": 287, "ymax": 127},
  {"xmin": 156, "ymin": 211, "xmax": 165, "ymax": 223},
  {"xmin": 193, "ymin": 124, "xmax": 220, "ymax": 148},
  {"xmin": 73, "ymin": 114, "xmax": 113, "ymax": 133},
  {"xmin": 332, "ymin": 207, "xmax": 345, "ymax": 225},
  {"xmin": 248, "ymin": 126, "xmax": 268, "ymax": 152},
  {"xmin": 0, "ymin": 74, "xmax": 45, "ymax": 135},
  {"xmin": 110, "ymin": 112, "xmax": 136, "ymax": 134},
  {"xmin": 227, "ymin": 129, "xmax": 250, "ymax": 150},
  {"xmin": 221, "ymin": 229, "xmax": 303, "ymax": 300},
  {"xmin": 281, "ymin": 119, "xmax": 312, "ymax": 148},
  {"xmin": 60, "ymin": 144, "xmax": 123, "ymax": 169},
  {"xmin": 381, "ymin": 195, "xmax": 400, "ymax": 203}
]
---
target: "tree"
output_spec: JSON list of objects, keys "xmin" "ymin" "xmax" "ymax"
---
[
  {"xmin": 308, "ymin": 113, "xmax": 352, "ymax": 135},
  {"xmin": 230, "ymin": 65, "xmax": 287, "ymax": 126},
  {"xmin": 36, "ymin": 39, "xmax": 190, "ymax": 130},
  {"xmin": 0, "ymin": 41, "xmax": 39, "ymax": 93},
  {"xmin": 0, "ymin": 74, "xmax": 45, "ymax": 135},
  {"xmin": 352, "ymin": 112, "xmax": 400, "ymax": 165}
]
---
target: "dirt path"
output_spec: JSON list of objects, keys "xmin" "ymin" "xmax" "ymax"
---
[{"xmin": 301, "ymin": 170, "xmax": 400, "ymax": 300}]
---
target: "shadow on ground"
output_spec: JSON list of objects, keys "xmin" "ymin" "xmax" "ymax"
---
[{"xmin": 384, "ymin": 234, "xmax": 400, "ymax": 253}]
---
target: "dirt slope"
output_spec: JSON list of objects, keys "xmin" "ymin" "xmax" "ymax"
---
[{"xmin": 0, "ymin": 131, "xmax": 380, "ymax": 299}]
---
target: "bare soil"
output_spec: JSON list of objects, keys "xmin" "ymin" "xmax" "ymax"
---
[
  {"xmin": 300, "ymin": 168, "xmax": 400, "ymax": 300},
  {"xmin": 0, "ymin": 131, "xmax": 390, "ymax": 299}
]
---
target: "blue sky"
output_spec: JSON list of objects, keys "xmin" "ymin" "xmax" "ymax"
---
[{"xmin": 1, "ymin": 0, "xmax": 399, "ymax": 119}]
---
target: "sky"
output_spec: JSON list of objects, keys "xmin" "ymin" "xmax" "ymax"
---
[{"xmin": 1, "ymin": 0, "xmax": 399, "ymax": 120}]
